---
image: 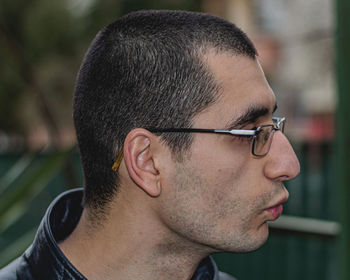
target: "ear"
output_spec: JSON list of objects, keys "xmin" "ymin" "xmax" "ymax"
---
[{"xmin": 123, "ymin": 128, "xmax": 161, "ymax": 197}]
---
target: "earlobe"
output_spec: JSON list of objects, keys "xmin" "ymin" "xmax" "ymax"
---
[{"xmin": 123, "ymin": 129, "xmax": 161, "ymax": 197}]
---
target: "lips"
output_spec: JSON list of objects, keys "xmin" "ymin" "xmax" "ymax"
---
[
  {"xmin": 265, "ymin": 196, "xmax": 288, "ymax": 221},
  {"xmin": 267, "ymin": 204, "xmax": 283, "ymax": 220}
]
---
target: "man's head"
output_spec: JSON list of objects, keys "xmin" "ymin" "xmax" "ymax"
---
[
  {"xmin": 73, "ymin": 10, "xmax": 256, "ymax": 210},
  {"xmin": 73, "ymin": 10, "xmax": 300, "ymax": 253}
]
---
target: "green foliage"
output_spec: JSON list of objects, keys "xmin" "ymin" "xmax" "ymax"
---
[
  {"xmin": 0, "ymin": 147, "xmax": 75, "ymax": 267},
  {"xmin": 23, "ymin": 0, "xmax": 78, "ymax": 60},
  {"xmin": 0, "ymin": 0, "xmax": 79, "ymax": 133},
  {"xmin": 0, "ymin": 55, "xmax": 24, "ymax": 131}
]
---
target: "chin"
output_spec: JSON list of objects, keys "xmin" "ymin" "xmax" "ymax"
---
[
  {"xmin": 219, "ymin": 223, "xmax": 270, "ymax": 253},
  {"xmin": 242, "ymin": 223, "xmax": 270, "ymax": 252}
]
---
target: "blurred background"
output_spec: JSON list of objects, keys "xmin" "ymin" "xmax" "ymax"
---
[{"xmin": 0, "ymin": 0, "xmax": 349, "ymax": 279}]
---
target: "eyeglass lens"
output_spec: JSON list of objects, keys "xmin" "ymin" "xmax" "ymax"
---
[
  {"xmin": 253, "ymin": 126, "xmax": 275, "ymax": 156},
  {"xmin": 253, "ymin": 119, "xmax": 285, "ymax": 156}
]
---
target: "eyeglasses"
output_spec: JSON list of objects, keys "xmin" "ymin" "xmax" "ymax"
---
[
  {"xmin": 112, "ymin": 117, "xmax": 286, "ymax": 171},
  {"xmin": 148, "ymin": 117, "xmax": 286, "ymax": 157}
]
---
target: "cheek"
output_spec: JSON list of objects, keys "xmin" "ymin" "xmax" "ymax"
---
[
  {"xmin": 158, "ymin": 156, "xmax": 272, "ymax": 252},
  {"xmin": 212, "ymin": 152, "xmax": 250, "ymax": 198},
  {"xmin": 157, "ymin": 164, "xmax": 216, "ymax": 241},
  {"xmin": 178, "ymin": 140, "xmax": 256, "ymax": 218},
  {"xmin": 171, "ymin": 155, "xmax": 250, "ymax": 224},
  {"xmin": 208, "ymin": 159, "xmax": 270, "ymax": 227}
]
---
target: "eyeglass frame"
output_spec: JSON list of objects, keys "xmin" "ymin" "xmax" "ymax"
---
[
  {"xmin": 112, "ymin": 117, "xmax": 286, "ymax": 171},
  {"xmin": 147, "ymin": 117, "xmax": 286, "ymax": 157}
]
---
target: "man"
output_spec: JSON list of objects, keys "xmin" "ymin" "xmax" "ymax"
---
[{"xmin": 0, "ymin": 10, "xmax": 300, "ymax": 280}]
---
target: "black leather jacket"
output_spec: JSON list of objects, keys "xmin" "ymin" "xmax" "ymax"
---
[{"xmin": 0, "ymin": 188, "xmax": 235, "ymax": 280}]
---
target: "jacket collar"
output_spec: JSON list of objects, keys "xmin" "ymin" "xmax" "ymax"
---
[
  {"xmin": 25, "ymin": 188, "xmax": 86, "ymax": 279},
  {"xmin": 24, "ymin": 188, "xmax": 219, "ymax": 280}
]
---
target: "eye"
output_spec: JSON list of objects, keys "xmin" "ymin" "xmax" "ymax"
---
[
  {"xmin": 263, "ymin": 131, "xmax": 271, "ymax": 143},
  {"xmin": 234, "ymin": 134, "xmax": 254, "ymax": 143}
]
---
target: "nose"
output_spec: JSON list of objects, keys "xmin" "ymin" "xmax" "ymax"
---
[{"xmin": 264, "ymin": 131, "xmax": 300, "ymax": 181}]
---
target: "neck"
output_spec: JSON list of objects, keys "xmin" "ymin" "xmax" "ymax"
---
[{"xmin": 59, "ymin": 194, "xmax": 210, "ymax": 280}]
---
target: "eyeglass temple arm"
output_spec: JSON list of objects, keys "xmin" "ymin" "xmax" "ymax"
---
[
  {"xmin": 148, "ymin": 128, "xmax": 216, "ymax": 133},
  {"xmin": 214, "ymin": 129, "xmax": 256, "ymax": 136},
  {"xmin": 112, "ymin": 150, "xmax": 124, "ymax": 172},
  {"xmin": 148, "ymin": 127, "xmax": 256, "ymax": 136}
]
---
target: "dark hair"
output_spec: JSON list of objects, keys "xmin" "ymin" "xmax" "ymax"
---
[{"xmin": 73, "ymin": 10, "xmax": 257, "ymax": 214}]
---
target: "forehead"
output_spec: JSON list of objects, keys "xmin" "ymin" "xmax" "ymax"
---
[{"xmin": 194, "ymin": 51, "xmax": 276, "ymax": 127}]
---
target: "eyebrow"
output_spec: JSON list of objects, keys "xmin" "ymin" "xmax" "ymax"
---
[{"xmin": 226, "ymin": 102, "xmax": 277, "ymax": 130}]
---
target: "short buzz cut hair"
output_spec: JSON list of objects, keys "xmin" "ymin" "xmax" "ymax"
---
[{"xmin": 73, "ymin": 10, "xmax": 257, "ymax": 215}]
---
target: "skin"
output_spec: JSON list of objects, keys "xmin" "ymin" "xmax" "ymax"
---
[
  {"xmin": 59, "ymin": 51, "xmax": 300, "ymax": 280},
  {"xmin": 156, "ymin": 50, "xmax": 300, "ymax": 254}
]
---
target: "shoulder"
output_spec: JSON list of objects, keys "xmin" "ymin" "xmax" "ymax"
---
[
  {"xmin": 0, "ymin": 255, "xmax": 34, "ymax": 280},
  {"xmin": 218, "ymin": 271, "xmax": 237, "ymax": 280}
]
